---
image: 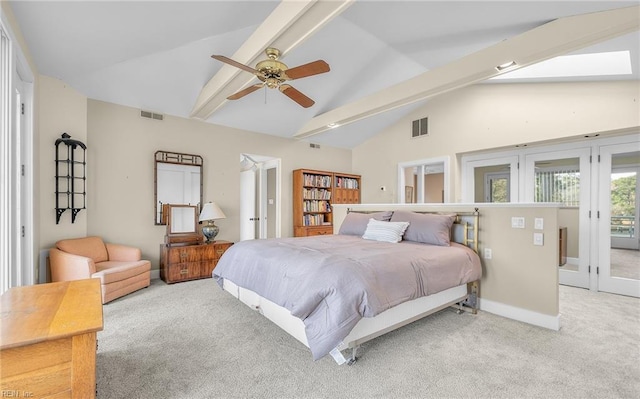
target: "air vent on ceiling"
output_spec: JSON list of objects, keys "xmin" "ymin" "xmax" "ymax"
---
[
  {"xmin": 411, "ymin": 117, "xmax": 428, "ymax": 138},
  {"xmin": 140, "ymin": 110, "xmax": 164, "ymax": 121},
  {"xmin": 309, "ymin": 143, "xmax": 321, "ymax": 149}
]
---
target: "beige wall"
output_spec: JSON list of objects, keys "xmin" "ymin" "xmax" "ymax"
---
[
  {"xmin": 85, "ymin": 100, "xmax": 352, "ymax": 270},
  {"xmin": 353, "ymin": 81, "xmax": 640, "ymax": 204},
  {"xmin": 425, "ymin": 173, "xmax": 444, "ymax": 203},
  {"xmin": 333, "ymin": 204, "xmax": 560, "ymax": 318},
  {"xmin": 39, "ymin": 76, "xmax": 88, "ymax": 247}
]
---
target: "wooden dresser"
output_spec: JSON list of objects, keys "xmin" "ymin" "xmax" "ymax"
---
[
  {"xmin": 160, "ymin": 240, "xmax": 233, "ymax": 283},
  {"xmin": 0, "ymin": 279, "xmax": 104, "ymax": 399}
]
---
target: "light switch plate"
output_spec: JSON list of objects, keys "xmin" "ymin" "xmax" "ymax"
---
[
  {"xmin": 534, "ymin": 218, "xmax": 544, "ymax": 230},
  {"xmin": 511, "ymin": 217, "xmax": 525, "ymax": 229},
  {"xmin": 533, "ymin": 232, "xmax": 544, "ymax": 246},
  {"xmin": 484, "ymin": 248, "xmax": 492, "ymax": 259}
]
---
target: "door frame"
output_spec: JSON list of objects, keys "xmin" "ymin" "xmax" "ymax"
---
[
  {"xmin": 461, "ymin": 154, "xmax": 519, "ymax": 203},
  {"xmin": 1, "ymin": 15, "xmax": 35, "ymax": 292},
  {"xmin": 239, "ymin": 154, "xmax": 281, "ymax": 241},
  {"xmin": 597, "ymin": 141, "xmax": 640, "ymax": 297},
  {"xmin": 523, "ymin": 147, "xmax": 591, "ymax": 289},
  {"xmin": 259, "ymin": 158, "xmax": 281, "ymax": 239},
  {"xmin": 397, "ymin": 156, "xmax": 450, "ymax": 203}
]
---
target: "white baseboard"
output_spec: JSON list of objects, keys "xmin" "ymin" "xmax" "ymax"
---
[
  {"xmin": 150, "ymin": 269, "xmax": 160, "ymax": 280},
  {"xmin": 479, "ymin": 298, "xmax": 561, "ymax": 331}
]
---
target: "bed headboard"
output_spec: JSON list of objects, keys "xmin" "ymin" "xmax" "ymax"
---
[{"xmin": 345, "ymin": 208, "xmax": 480, "ymax": 253}]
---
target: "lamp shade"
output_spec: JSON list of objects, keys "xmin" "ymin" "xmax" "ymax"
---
[{"xmin": 199, "ymin": 202, "xmax": 226, "ymax": 222}]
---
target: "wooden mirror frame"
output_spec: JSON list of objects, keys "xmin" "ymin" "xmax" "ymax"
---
[
  {"xmin": 164, "ymin": 204, "xmax": 202, "ymax": 246},
  {"xmin": 154, "ymin": 151, "xmax": 203, "ymax": 225}
]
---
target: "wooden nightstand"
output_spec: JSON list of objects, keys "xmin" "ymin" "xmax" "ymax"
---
[{"xmin": 160, "ymin": 240, "xmax": 233, "ymax": 284}]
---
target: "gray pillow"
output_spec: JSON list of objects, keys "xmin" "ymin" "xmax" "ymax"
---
[
  {"xmin": 390, "ymin": 211, "xmax": 455, "ymax": 246},
  {"xmin": 338, "ymin": 211, "xmax": 393, "ymax": 236}
]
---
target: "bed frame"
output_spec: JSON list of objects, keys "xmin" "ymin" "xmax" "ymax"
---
[{"xmin": 221, "ymin": 208, "xmax": 480, "ymax": 365}]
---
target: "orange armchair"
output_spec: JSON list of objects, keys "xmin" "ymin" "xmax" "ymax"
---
[{"xmin": 49, "ymin": 236, "xmax": 151, "ymax": 304}]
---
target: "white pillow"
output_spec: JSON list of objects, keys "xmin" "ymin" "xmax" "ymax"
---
[{"xmin": 362, "ymin": 218, "xmax": 410, "ymax": 243}]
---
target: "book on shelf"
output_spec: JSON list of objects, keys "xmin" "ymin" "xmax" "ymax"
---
[
  {"xmin": 303, "ymin": 188, "xmax": 331, "ymax": 200},
  {"xmin": 303, "ymin": 174, "xmax": 331, "ymax": 187},
  {"xmin": 303, "ymin": 200, "xmax": 331, "ymax": 212},
  {"xmin": 335, "ymin": 177, "xmax": 359, "ymax": 189},
  {"xmin": 303, "ymin": 214, "xmax": 326, "ymax": 226}
]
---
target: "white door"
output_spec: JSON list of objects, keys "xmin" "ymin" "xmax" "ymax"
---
[
  {"xmin": 598, "ymin": 144, "xmax": 640, "ymax": 297},
  {"xmin": 260, "ymin": 158, "xmax": 281, "ymax": 239},
  {"xmin": 240, "ymin": 169, "xmax": 257, "ymax": 241},
  {"xmin": 524, "ymin": 148, "xmax": 591, "ymax": 289}
]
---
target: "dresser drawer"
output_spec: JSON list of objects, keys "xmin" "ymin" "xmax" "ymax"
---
[
  {"xmin": 305, "ymin": 226, "xmax": 333, "ymax": 236},
  {"xmin": 165, "ymin": 262, "xmax": 202, "ymax": 282},
  {"xmin": 166, "ymin": 245, "xmax": 215, "ymax": 263},
  {"xmin": 212, "ymin": 242, "xmax": 233, "ymax": 259}
]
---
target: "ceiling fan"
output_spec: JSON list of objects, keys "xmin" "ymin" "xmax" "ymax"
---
[{"xmin": 211, "ymin": 47, "xmax": 330, "ymax": 108}]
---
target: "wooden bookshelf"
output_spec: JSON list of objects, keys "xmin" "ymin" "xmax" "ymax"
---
[{"xmin": 293, "ymin": 169, "xmax": 361, "ymax": 237}]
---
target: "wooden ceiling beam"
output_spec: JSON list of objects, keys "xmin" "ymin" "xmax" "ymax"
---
[
  {"xmin": 190, "ymin": 0, "xmax": 353, "ymax": 120},
  {"xmin": 294, "ymin": 5, "xmax": 640, "ymax": 139}
]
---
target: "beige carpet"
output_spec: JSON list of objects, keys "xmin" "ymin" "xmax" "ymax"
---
[{"xmin": 96, "ymin": 279, "xmax": 640, "ymax": 399}]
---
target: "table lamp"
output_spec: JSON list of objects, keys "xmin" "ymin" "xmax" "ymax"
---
[{"xmin": 199, "ymin": 202, "xmax": 226, "ymax": 243}]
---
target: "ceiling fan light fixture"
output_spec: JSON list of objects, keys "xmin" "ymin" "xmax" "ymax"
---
[
  {"xmin": 212, "ymin": 47, "xmax": 330, "ymax": 108},
  {"xmin": 496, "ymin": 61, "xmax": 517, "ymax": 71}
]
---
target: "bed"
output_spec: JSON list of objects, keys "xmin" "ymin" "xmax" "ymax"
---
[{"xmin": 213, "ymin": 208, "xmax": 481, "ymax": 364}]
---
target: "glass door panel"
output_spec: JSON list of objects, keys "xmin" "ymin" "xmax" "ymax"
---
[
  {"xmin": 525, "ymin": 149, "xmax": 590, "ymax": 289},
  {"xmin": 599, "ymin": 146, "xmax": 640, "ymax": 297},
  {"xmin": 462, "ymin": 155, "xmax": 518, "ymax": 203}
]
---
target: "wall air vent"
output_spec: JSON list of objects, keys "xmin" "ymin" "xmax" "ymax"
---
[
  {"xmin": 310, "ymin": 143, "xmax": 321, "ymax": 149},
  {"xmin": 140, "ymin": 110, "xmax": 164, "ymax": 121},
  {"xmin": 411, "ymin": 117, "xmax": 428, "ymax": 138}
]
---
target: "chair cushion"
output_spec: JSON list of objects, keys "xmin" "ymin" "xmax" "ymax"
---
[
  {"xmin": 56, "ymin": 236, "xmax": 109, "ymax": 263},
  {"xmin": 94, "ymin": 260, "xmax": 151, "ymax": 284}
]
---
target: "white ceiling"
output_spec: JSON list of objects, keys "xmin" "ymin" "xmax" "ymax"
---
[{"xmin": 8, "ymin": 1, "xmax": 640, "ymax": 149}]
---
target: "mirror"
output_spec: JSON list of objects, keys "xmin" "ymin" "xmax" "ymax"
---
[
  {"xmin": 169, "ymin": 205, "xmax": 197, "ymax": 234},
  {"xmin": 168, "ymin": 205, "xmax": 197, "ymax": 234},
  {"xmin": 165, "ymin": 204, "xmax": 202, "ymax": 246},
  {"xmin": 155, "ymin": 151, "xmax": 203, "ymax": 225}
]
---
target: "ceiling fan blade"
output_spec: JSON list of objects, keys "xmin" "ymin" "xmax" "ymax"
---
[
  {"xmin": 211, "ymin": 55, "xmax": 258, "ymax": 74},
  {"xmin": 284, "ymin": 60, "xmax": 330, "ymax": 80},
  {"xmin": 279, "ymin": 84, "xmax": 315, "ymax": 108},
  {"xmin": 227, "ymin": 84, "xmax": 263, "ymax": 100}
]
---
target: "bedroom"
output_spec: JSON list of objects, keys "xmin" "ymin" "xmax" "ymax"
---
[{"xmin": 1, "ymin": 0, "xmax": 639, "ymax": 397}]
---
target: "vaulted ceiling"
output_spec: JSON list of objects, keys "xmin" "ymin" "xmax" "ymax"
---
[{"xmin": 8, "ymin": 1, "xmax": 639, "ymax": 149}]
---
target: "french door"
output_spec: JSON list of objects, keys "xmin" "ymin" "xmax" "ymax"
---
[
  {"xmin": 524, "ymin": 148, "xmax": 591, "ymax": 289},
  {"xmin": 598, "ymin": 143, "xmax": 640, "ymax": 297}
]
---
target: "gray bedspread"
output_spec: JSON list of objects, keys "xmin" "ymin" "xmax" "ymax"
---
[{"xmin": 213, "ymin": 235, "xmax": 481, "ymax": 360}]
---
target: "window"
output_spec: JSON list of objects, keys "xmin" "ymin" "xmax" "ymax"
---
[{"xmin": 534, "ymin": 167, "xmax": 580, "ymax": 206}]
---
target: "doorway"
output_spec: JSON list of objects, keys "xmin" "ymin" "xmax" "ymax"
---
[
  {"xmin": 524, "ymin": 148, "xmax": 591, "ymax": 289},
  {"xmin": 398, "ymin": 157, "xmax": 449, "ymax": 203},
  {"xmin": 1, "ymin": 20, "xmax": 35, "ymax": 293},
  {"xmin": 461, "ymin": 134, "xmax": 639, "ymax": 297},
  {"xmin": 598, "ymin": 145, "xmax": 639, "ymax": 297},
  {"xmin": 239, "ymin": 154, "xmax": 281, "ymax": 241}
]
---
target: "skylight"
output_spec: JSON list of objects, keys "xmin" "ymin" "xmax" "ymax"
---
[{"xmin": 491, "ymin": 51, "xmax": 632, "ymax": 80}]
